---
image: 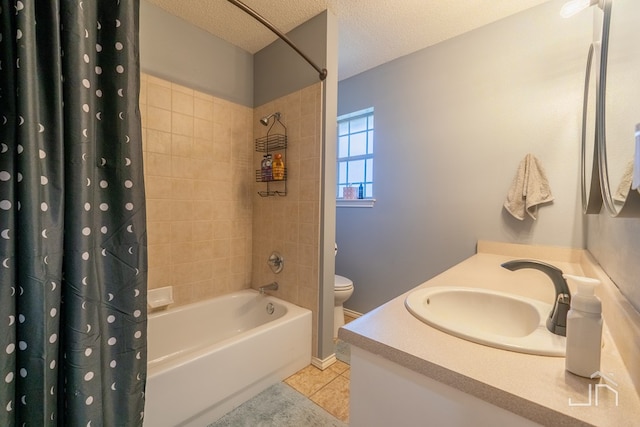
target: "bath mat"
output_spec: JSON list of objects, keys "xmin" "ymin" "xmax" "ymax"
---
[
  {"xmin": 335, "ymin": 340, "xmax": 351, "ymax": 365},
  {"xmin": 209, "ymin": 382, "xmax": 347, "ymax": 427}
]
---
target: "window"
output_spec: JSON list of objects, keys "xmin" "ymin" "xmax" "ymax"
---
[{"xmin": 337, "ymin": 107, "xmax": 374, "ymax": 202}]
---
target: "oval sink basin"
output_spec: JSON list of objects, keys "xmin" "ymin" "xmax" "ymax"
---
[{"xmin": 405, "ymin": 287, "xmax": 565, "ymax": 356}]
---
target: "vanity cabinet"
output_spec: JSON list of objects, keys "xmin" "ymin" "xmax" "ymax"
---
[
  {"xmin": 339, "ymin": 242, "xmax": 640, "ymax": 427},
  {"xmin": 349, "ymin": 346, "xmax": 538, "ymax": 427}
]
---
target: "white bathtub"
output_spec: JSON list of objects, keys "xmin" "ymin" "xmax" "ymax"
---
[{"xmin": 144, "ymin": 289, "xmax": 312, "ymax": 427}]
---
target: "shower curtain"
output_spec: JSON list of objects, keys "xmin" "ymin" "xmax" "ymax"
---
[{"xmin": 0, "ymin": 1, "xmax": 147, "ymax": 426}]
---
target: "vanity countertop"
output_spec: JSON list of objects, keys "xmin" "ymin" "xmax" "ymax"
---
[{"xmin": 339, "ymin": 241, "xmax": 640, "ymax": 426}]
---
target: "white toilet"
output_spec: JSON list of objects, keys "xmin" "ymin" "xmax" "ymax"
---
[{"xmin": 334, "ymin": 274, "xmax": 354, "ymax": 338}]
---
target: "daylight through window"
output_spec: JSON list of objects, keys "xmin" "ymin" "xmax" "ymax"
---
[{"xmin": 337, "ymin": 107, "xmax": 374, "ymax": 199}]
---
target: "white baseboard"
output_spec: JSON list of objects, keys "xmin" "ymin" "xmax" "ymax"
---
[
  {"xmin": 344, "ymin": 308, "xmax": 363, "ymax": 318},
  {"xmin": 311, "ymin": 354, "xmax": 337, "ymax": 370}
]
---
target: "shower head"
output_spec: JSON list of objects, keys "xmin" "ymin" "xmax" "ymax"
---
[{"xmin": 260, "ymin": 112, "xmax": 281, "ymax": 126}]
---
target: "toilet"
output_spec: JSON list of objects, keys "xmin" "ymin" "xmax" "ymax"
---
[{"xmin": 334, "ymin": 274, "xmax": 354, "ymax": 338}]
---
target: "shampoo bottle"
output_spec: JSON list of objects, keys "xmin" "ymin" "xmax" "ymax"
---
[
  {"xmin": 564, "ymin": 274, "xmax": 602, "ymax": 378},
  {"xmin": 264, "ymin": 154, "xmax": 273, "ymax": 181},
  {"xmin": 272, "ymin": 153, "xmax": 285, "ymax": 180},
  {"xmin": 261, "ymin": 155, "xmax": 268, "ymax": 182}
]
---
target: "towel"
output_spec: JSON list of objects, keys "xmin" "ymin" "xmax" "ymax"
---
[
  {"xmin": 613, "ymin": 160, "xmax": 634, "ymax": 203},
  {"xmin": 504, "ymin": 154, "xmax": 554, "ymax": 220}
]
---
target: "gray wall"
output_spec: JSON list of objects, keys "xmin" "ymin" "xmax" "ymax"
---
[
  {"xmin": 253, "ymin": 12, "xmax": 328, "ymax": 107},
  {"xmin": 253, "ymin": 10, "xmax": 339, "ymax": 360},
  {"xmin": 337, "ymin": 0, "xmax": 595, "ymax": 313},
  {"xmin": 139, "ymin": 0, "xmax": 253, "ymax": 107}
]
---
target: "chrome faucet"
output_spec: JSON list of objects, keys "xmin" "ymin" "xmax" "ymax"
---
[
  {"xmin": 501, "ymin": 259, "xmax": 571, "ymax": 336},
  {"xmin": 258, "ymin": 282, "xmax": 279, "ymax": 295}
]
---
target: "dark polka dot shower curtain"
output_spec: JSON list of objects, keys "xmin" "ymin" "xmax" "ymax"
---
[{"xmin": 0, "ymin": 1, "xmax": 148, "ymax": 426}]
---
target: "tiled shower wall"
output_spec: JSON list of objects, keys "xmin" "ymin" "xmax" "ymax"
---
[
  {"xmin": 139, "ymin": 73, "xmax": 254, "ymax": 306},
  {"xmin": 252, "ymin": 83, "xmax": 323, "ymax": 355},
  {"xmin": 140, "ymin": 72, "xmax": 324, "ymax": 353}
]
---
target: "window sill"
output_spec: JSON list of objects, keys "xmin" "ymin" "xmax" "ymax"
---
[{"xmin": 336, "ymin": 198, "xmax": 376, "ymax": 208}]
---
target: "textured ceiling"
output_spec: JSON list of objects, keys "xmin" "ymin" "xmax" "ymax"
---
[{"xmin": 145, "ymin": 0, "xmax": 553, "ymax": 80}]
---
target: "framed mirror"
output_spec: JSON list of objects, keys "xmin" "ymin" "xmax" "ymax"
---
[{"xmin": 597, "ymin": 0, "xmax": 640, "ymax": 216}]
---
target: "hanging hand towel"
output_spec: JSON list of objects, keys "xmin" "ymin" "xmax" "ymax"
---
[
  {"xmin": 504, "ymin": 154, "xmax": 554, "ymax": 220},
  {"xmin": 613, "ymin": 160, "xmax": 634, "ymax": 203}
]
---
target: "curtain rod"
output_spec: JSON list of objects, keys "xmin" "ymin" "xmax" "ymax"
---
[{"xmin": 226, "ymin": 0, "xmax": 328, "ymax": 81}]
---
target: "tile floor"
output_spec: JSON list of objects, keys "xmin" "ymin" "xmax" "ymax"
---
[
  {"xmin": 284, "ymin": 359, "xmax": 351, "ymax": 423},
  {"xmin": 282, "ymin": 314, "xmax": 357, "ymax": 424}
]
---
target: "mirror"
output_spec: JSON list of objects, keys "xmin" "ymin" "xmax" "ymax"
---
[
  {"xmin": 597, "ymin": 0, "xmax": 640, "ymax": 216},
  {"xmin": 581, "ymin": 42, "xmax": 602, "ymax": 214}
]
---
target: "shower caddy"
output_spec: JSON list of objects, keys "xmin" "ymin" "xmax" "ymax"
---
[{"xmin": 255, "ymin": 119, "xmax": 287, "ymax": 197}]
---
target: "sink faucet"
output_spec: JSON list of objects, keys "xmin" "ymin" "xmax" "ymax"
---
[
  {"xmin": 258, "ymin": 282, "xmax": 279, "ymax": 295},
  {"xmin": 501, "ymin": 259, "xmax": 571, "ymax": 336}
]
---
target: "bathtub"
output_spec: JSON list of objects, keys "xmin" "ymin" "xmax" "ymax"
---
[{"xmin": 144, "ymin": 289, "xmax": 312, "ymax": 427}]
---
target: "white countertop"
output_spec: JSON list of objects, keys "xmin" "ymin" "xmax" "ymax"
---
[{"xmin": 339, "ymin": 241, "xmax": 640, "ymax": 426}]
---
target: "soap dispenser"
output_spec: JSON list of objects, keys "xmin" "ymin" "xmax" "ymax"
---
[{"xmin": 563, "ymin": 274, "xmax": 602, "ymax": 378}]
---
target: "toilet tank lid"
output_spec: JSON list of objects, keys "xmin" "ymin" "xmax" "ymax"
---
[{"xmin": 335, "ymin": 274, "xmax": 353, "ymax": 289}]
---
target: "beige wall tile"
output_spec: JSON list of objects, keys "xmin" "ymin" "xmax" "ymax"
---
[
  {"xmin": 146, "ymin": 199, "xmax": 173, "ymax": 222},
  {"xmin": 192, "ymin": 241, "xmax": 215, "ymax": 261},
  {"xmin": 147, "ymin": 106, "xmax": 172, "ymax": 133},
  {"xmin": 172, "ymin": 90, "xmax": 194, "ymax": 116},
  {"xmin": 193, "ymin": 221, "xmax": 213, "ymax": 240},
  {"xmin": 213, "ymin": 220, "xmax": 231, "ymax": 239},
  {"xmin": 194, "ymin": 118, "xmax": 213, "ymax": 141},
  {"xmin": 171, "ymin": 156, "xmax": 195, "ymax": 179},
  {"xmin": 146, "ymin": 129, "xmax": 172, "ymax": 154},
  {"xmin": 147, "ymin": 84, "xmax": 171, "ymax": 110},
  {"xmin": 193, "ymin": 138, "xmax": 213, "ymax": 159},
  {"xmin": 171, "ymin": 242, "xmax": 195, "ymax": 265},
  {"xmin": 192, "ymin": 200, "xmax": 213, "ymax": 221},
  {"xmin": 145, "ymin": 153, "xmax": 172, "ymax": 177},
  {"xmin": 148, "ymin": 264, "xmax": 172, "ymax": 288},
  {"xmin": 143, "ymin": 75, "xmax": 323, "ymax": 358},
  {"xmin": 170, "ymin": 221, "xmax": 193, "ymax": 242},
  {"xmin": 194, "ymin": 97, "xmax": 214, "ymax": 120},
  {"xmin": 213, "ymin": 239, "xmax": 231, "ymax": 259},
  {"xmin": 145, "ymin": 175, "xmax": 172, "ymax": 200},
  {"xmin": 171, "ymin": 262, "xmax": 199, "ymax": 285},
  {"xmin": 170, "ymin": 178, "xmax": 194, "ymax": 201},
  {"xmin": 147, "ymin": 221, "xmax": 172, "ymax": 246},
  {"xmin": 171, "ymin": 200, "xmax": 194, "ymax": 222},
  {"xmin": 147, "ymin": 243, "xmax": 171, "ymax": 268},
  {"xmin": 172, "ymin": 112, "xmax": 194, "ymax": 137},
  {"xmin": 171, "ymin": 134, "xmax": 194, "ymax": 158}
]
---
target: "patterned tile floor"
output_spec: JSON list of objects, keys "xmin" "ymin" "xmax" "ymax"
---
[
  {"xmin": 283, "ymin": 314, "xmax": 356, "ymax": 424},
  {"xmin": 284, "ymin": 359, "xmax": 351, "ymax": 423}
]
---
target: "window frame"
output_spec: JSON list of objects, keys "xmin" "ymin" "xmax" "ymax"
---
[{"xmin": 336, "ymin": 107, "xmax": 376, "ymax": 208}]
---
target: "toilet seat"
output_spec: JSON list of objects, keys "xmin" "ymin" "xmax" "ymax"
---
[{"xmin": 335, "ymin": 274, "xmax": 353, "ymax": 290}]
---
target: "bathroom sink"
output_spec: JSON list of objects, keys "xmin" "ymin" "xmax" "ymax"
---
[{"xmin": 404, "ymin": 286, "xmax": 565, "ymax": 356}]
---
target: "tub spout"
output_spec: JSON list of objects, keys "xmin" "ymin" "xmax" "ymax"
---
[{"xmin": 259, "ymin": 282, "xmax": 279, "ymax": 295}]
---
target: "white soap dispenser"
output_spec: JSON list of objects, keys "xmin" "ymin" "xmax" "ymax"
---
[{"xmin": 563, "ymin": 274, "xmax": 602, "ymax": 378}]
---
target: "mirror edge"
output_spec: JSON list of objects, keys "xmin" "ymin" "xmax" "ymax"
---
[{"xmin": 581, "ymin": 43, "xmax": 603, "ymax": 214}]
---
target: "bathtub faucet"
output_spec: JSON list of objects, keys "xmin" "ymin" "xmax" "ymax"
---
[{"xmin": 259, "ymin": 282, "xmax": 279, "ymax": 295}]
